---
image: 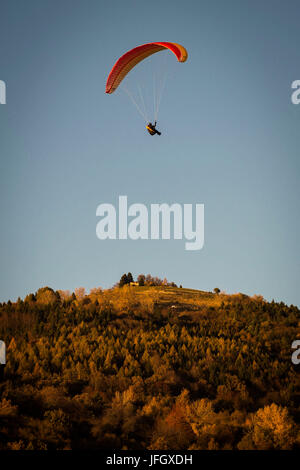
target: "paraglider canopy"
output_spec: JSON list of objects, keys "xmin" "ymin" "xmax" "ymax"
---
[{"xmin": 105, "ymin": 42, "xmax": 188, "ymax": 94}]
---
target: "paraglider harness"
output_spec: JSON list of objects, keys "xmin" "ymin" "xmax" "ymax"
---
[{"xmin": 146, "ymin": 121, "xmax": 161, "ymax": 136}]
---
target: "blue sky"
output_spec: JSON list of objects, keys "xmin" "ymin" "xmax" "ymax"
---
[{"xmin": 0, "ymin": 0, "xmax": 299, "ymax": 305}]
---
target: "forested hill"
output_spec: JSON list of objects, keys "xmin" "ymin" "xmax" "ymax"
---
[{"xmin": 0, "ymin": 285, "xmax": 299, "ymax": 450}]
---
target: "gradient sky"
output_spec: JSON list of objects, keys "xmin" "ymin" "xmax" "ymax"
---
[{"xmin": 0, "ymin": 0, "xmax": 299, "ymax": 305}]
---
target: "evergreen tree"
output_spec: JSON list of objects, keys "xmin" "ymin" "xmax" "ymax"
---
[
  {"xmin": 127, "ymin": 272, "xmax": 134, "ymax": 284},
  {"xmin": 119, "ymin": 273, "xmax": 128, "ymax": 287}
]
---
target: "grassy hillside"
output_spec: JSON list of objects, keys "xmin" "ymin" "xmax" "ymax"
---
[{"xmin": 0, "ymin": 285, "xmax": 299, "ymax": 450}]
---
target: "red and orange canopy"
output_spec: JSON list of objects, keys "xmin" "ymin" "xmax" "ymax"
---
[{"xmin": 106, "ymin": 42, "xmax": 188, "ymax": 94}]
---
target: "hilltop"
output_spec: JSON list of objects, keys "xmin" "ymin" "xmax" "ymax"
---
[{"xmin": 0, "ymin": 283, "xmax": 299, "ymax": 450}]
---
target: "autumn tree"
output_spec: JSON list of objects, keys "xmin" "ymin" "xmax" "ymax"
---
[
  {"xmin": 238, "ymin": 404, "xmax": 296, "ymax": 450},
  {"xmin": 75, "ymin": 287, "xmax": 86, "ymax": 300},
  {"xmin": 36, "ymin": 287, "xmax": 59, "ymax": 305},
  {"xmin": 137, "ymin": 274, "xmax": 145, "ymax": 286}
]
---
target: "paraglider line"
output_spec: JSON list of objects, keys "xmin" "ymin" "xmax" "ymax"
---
[
  {"xmin": 137, "ymin": 83, "xmax": 149, "ymax": 123},
  {"xmin": 122, "ymin": 85, "xmax": 148, "ymax": 122}
]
